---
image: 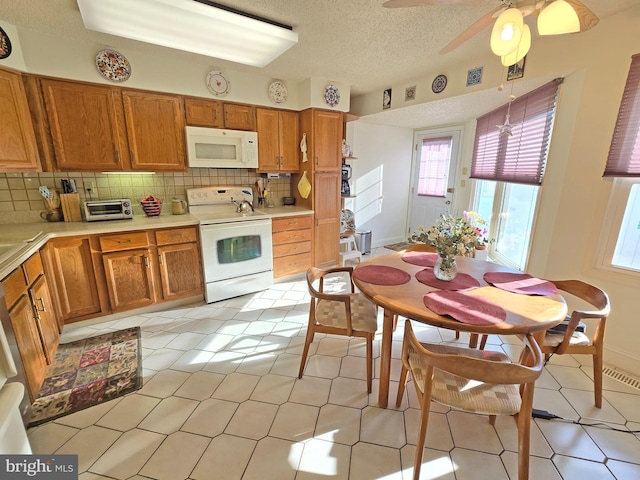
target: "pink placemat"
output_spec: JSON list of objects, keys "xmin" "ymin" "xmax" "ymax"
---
[
  {"xmin": 483, "ymin": 272, "xmax": 558, "ymax": 296},
  {"xmin": 415, "ymin": 269, "xmax": 480, "ymax": 291},
  {"xmin": 424, "ymin": 290, "xmax": 507, "ymax": 326},
  {"xmin": 401, "ymin": 251, "xmax": 438, "ymax": 267},
  {"xmin": 354, "ymin": 265, "xmax": 411, "ymax": 285}
]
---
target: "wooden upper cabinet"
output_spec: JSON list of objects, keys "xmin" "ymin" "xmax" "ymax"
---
[
  {"xmin": 256, "ymin": 108, "xmax": 300, "ymax": 173},
  {"xmin": 122, "ymin": 90, "xmax": 187, "ymax": 171},
  {"xmin": 41, "ymin": 78, "xmax": 129, "ymax": 171},
  {"xmin": 223, "ymin": 103, "xmax": 256, "ymax": 131},
  {"xmin": 312, "ymin": 110, "xmax": 343, "ymax": 171},
  {"xmin": 184, "ymin": 97, "xmax": 224, "ymax": 128},
  {"xmin": 0, "ymin": 69, "xmax": 41, "ymax": 172}
]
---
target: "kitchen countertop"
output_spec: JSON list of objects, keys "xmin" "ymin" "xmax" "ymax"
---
[{"xmin": 0, "ymin": 206, "xmax": 313, "ymax": 280}]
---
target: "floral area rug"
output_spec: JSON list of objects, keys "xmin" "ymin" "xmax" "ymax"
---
[{"xmin": 28, "ymin": 327, "xmax": 142, "ymax": 427}]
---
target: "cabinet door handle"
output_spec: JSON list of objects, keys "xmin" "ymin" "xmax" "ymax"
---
[
  {"xmin": 35, "ymin": 297, "xmax": 46, "ymax": 313},
  {"xmin": 117, "ymin": 239, "xmax": 132, "ymax": 244},
  {"xmin": 144, "ymin": 255, "xmax": 149, "ymax": 268},
  {"xmin": 315, "ymin": 156, "xmax": 319, "ymax": 165},
  {"xmin": 158, "ymin": 253, "xmax": 163, "ymax": 265}
]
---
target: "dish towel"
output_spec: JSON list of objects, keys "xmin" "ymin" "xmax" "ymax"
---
[
  {"xmin": 483, "ymin": 272, "xmax": 557, "ymax": 296},
  {"xmin": 424, "ymin": 290, "xmax": 506, "ymax": 326}
]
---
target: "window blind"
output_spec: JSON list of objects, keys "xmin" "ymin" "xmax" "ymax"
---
[
  {"xmin": 471, "ymin": 79, "xmax": 562, "ymax": 185},
  {"xmin": 604, "ymin": 53, "xmax": 640, "ymax": 177}
]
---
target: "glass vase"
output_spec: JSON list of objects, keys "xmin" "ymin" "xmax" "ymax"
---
[{"xmin": 434, "ymin": 253, "xmax": 458, "ymax": 281}]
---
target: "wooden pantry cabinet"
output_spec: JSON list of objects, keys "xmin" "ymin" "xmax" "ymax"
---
[
  {"xmin": 294, "ymin": 109, "xmax": 343, "ymax": 268},
  {"xmin": 272, "ymin": 215, "xmax": 313, "ymax": 278},
  {"xmin": 39, "ymin": 78, "xmax": 186, "ymax": 172},
  {"xmin": 256, "ymin": 108, "xmax": 300, "ymax": 173},
  {"xmin": 1, "ymin": 252, "xmax": 59, "ymax": 402},
  {"xmin": 0, "ymin": 69, "xmax": 41, "ymax": 172}
]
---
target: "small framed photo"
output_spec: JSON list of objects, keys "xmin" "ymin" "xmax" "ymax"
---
[
  {"xmin": 507, "ymin": 57, "xmax": 526, "ymax": 81},
  {"xmin": 383, "ymin": 88, "xmax": 392, "ymax": 110},
  {"xmin": 0, "ymin": 25, "xmax": 12, "ymax": 60},
  {"xmin": 405, "ymin": 85, "xmax": 416, "ymax": 102}
]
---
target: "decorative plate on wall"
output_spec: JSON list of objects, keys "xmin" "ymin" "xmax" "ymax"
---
[
  {"xmin": 268, "ymin": 81, "xmax": 288, "ymax": 104},
  {"xmin": 0, "ymin": 26, "xmax": 12, "ymax": 59},
  {"xmin": 206, "ymin": 70, "xmax": 230, "ymax": 97},
  {"xmin": 95, "ymin": 49, "xmax": 131, "ymax": 82},
  {"xmin": 323, "ymin": 84, "xmax": 340, "ymax": 107},
  {"xmin": 431, "ymin": 74, "xmax": 448, "ymax": 94}
]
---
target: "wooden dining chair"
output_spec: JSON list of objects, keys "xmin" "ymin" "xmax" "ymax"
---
[
  {"xmin": 299, "ymin": 266, "xmax": 378, "ymax": 393},
  {"xmin": 397, "ymin": 320, "xmax": 543, "ymax": 480},
  {"xmin": 541, "ymin": 280, "xmax": 610, "ymax": 408}
]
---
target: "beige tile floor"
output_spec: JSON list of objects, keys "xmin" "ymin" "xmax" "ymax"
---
[{"xmin": 27, "ymin": 247, "xmax": 640, "ymax": 479}]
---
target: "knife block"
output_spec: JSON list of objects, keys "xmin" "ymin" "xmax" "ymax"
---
[{"xmin": 60, "ymin": 193, "xmax": 82, "ymax": 222}]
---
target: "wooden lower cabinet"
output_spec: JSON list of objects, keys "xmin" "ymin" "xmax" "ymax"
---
[
  {"xmin": 313, "ymin": 172, "xmax": 341, "ymax": 268},
  {"xmin": 272, "ymin": 215, "xmax": 313, "ymax": 278},
  {"xmin": 102, "ymin": 248, "xmax": 157, "ymax": 312},
  {"xmin": 42, "ymin": 236, "xmax": 103, "ymax": 324},
  {"xmin": 156, "ymin": 227, "xmax": 203, "ymax": 300},
  {"xmin": 2, "ymin": 252, "xmax": 59, "ymax": 402}
]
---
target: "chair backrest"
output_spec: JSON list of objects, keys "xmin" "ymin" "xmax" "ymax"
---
[
  {"xmin": 402, "ymin": 321, "xmax": 543, "ymax": 387},
  {"xmin": 306, "ymin": 266, "xmax": 357, "ymax": 334},
  {"xmin": 548, "ymin": 279, "xmax": 610, "ymax": 354},
  {"xmin": 404, "ymin": 243, "xmax": 437, "ymax": 253}
]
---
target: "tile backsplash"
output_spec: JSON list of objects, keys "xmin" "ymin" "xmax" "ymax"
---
[{"xmin": 0, "ymin": 169, "xmax": 291, "ymax": 223}]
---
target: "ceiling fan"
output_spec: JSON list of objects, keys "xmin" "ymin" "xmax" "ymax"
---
[{"xmin": 382, "ymin": 0, "xmax": 599, "ymax": 55}]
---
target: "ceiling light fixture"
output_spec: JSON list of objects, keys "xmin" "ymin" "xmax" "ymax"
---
[
  {"xmin": 537, "ymin": 0, "xmax": 581, "ymax": 35},
  {"xmin": 76, "ymin": 0, "xmax": 298, "ymax": 67},
  {"xmin": 491, "ymin": 0, "xmax": 580, "ymax": 67}
]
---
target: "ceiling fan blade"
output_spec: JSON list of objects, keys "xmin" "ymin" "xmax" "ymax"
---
[
  {"xmin": 382, "ymin": 0, "xmax": 477, "ymax": 7},
  {"xmin": 439, "ymin": 5, "xmax": 505, "ymax": 54},
  {"xmin": 563, "ymin": 0, "xmax": 599, "ymax": 31}
]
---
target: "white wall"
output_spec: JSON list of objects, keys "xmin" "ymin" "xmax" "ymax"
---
[{"xmin": 343, "ymin": 122, "xmax": 413, "ymax": 248}]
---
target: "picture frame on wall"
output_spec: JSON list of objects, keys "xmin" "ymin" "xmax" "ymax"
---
[
  {"xmin": 507, "ymin": 57, "xmax": 526, "ymax": 81},
  {"xmin": 383, "ymin": 88, "xmax": 392, "ymax": 110}
]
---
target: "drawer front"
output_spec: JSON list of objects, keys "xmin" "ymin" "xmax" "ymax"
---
[
  {"xmin": 273, "ymin": 229, "xmax": 312, "ymax": 246},
  {"xmin": 2, "ymin": 267, "xmax": 27, "ymax": 309},
  {"xmin": 22, "ymin": 252, "xmax": 44, "ymax": 285},
  {"xmin": 99, "ymin": 232, "xmax": 150, "ymax": 252},
  {"xmin": 273, "ymin": 241, "xmax": 311, "ymax": 258},
  {"xmin": 274, "ymin": 252, "xmax": 312, "ymax": 278},
  {"xmin": 156, "ymin": 227, "xmax": 198, "ymax": 246},
  {"xmin": 272, "ymin": 215, "xmax": 313, "ymax": 233}
]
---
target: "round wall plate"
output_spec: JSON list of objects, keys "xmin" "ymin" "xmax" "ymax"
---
[
  {"xmin": 0, "ymin": 26, "xmax": 12, "ymax": 59},
  {"xmin": 432, "ymin": 74, "xmax": 448, "ymax": 94},
  {"xmin": 206, "ymin": 70, "xmax": 230, "ymax": 97},
  {"xmin": 323, "ymin": 84, "xmax": 340, "ymax": 107},
  {"xmin": 268, "ymin": 81, "xmax": 288, "ymax": 104},
  {"xmin": 95, "ymin": 49, "xmax": 131, "ymax": 82}
]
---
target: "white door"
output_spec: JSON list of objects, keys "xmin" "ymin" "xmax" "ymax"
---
[{"xmin": 408, "ymin": 128, "xmax": 461, "ymax": 234}]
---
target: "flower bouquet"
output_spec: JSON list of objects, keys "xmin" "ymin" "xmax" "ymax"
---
[{"xmin": 409, "ymin": 212, "xmax": 484, "ymax": 280}]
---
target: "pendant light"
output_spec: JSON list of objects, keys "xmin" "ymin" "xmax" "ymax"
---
[
  {"xmin": 490, "ymin": 7, "xmax": 524, "ymax": 57},
  {"xmin": 538, "ymin": 0, "xmax": 580, "ymax": 35},
  {"xmin": 501, "ymin": 24, "xmax": 531, "ymax": 66}
]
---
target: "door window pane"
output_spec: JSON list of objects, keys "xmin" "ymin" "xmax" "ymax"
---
[{"xmin": 417, "ymin": 136, "xmax": 452, "ymax": 197}]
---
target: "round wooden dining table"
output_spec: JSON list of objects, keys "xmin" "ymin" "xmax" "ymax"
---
[{"xmin": 352, "ymin": 251, "xmax": 568, "ymax": 408}]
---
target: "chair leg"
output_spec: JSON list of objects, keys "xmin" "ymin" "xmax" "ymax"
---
[
  {"xmin": 366, "ymin": 333, "xmax": 373, "ymax": 394},
  {"xmin": 396, "ymin": 365, "xmax": 408, "ymax": 408},
  {"xmin": 593, "ymin": 352, "xmax": 603, "ymax": 408},
  {"xmin": 413, "ymin": 391, "xmax": 432, "ymax": 480},
  {"xmin": 479, "ymin": 334, "xmax": 488, "ymax": 350},
  {"xmin": 298, "ymin": 327, "xmax": 315, "ymax": 379}
]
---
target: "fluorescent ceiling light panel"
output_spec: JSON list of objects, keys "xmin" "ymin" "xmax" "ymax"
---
[{"xmin": 76, "ymin": 0, "xmax": 298, "ymax": 67}]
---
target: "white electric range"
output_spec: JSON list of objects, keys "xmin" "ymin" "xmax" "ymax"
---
[{"xmin": 187, "ymin": 186, "xmax": 273, "ymax": 303}]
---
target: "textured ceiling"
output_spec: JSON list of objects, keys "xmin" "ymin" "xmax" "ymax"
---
[{"xmin": 0, "ymin": 0, "xmax": 637, "ymax": 127}]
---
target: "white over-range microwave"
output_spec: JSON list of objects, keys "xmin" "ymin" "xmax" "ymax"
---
[{"xmin": 185, "ymin": 126, "xmax": 258, "ymax": 169}]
